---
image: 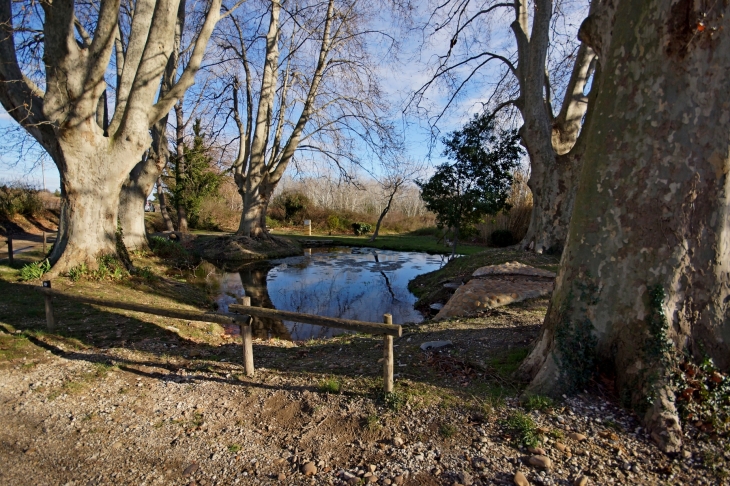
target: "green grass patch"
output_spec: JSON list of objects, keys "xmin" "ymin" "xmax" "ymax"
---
[
  {"xmin": 488, "ymin": 347, "xmax": 530, "ymax": 377},
  {"xmin": 319, "ymin": 376, "xmax": 341, "ymax": 394},
  {"xmin": 503, "ymin": 411, "xmax": 540, "ymax": 447},
  {"xmin": 439, "ymin": 422, "xmax": 457, "ymax": 438},
  {"xmin": 521, "ymin": 394, "xmax": 554, "ymax": 412}
]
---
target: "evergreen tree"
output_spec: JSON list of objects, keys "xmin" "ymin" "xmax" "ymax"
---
[{"xmin": 417, "ymin": 114, "xmax": 523, "ymax": 255}]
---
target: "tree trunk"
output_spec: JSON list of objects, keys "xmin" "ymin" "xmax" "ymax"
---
[
  {"xmin": 156, "ymin": 177, "xmax": 175, "ymax": 232},
  {"xmin": 50, "ymin": 144, "xmax": 142, "ymax": 275},
  {"xmin": 174, "ymin": 101, "xmax": 189, "ymax": 233},
  {"xmin": 119, "ymin": 154, "xmax": 165, "ymax": 250},
  {"xmin": 521, "ymin": 0, "xmax": 730, "ymax": 453},
  {"xmin": 238, "ymin": 179, "xmax": 271, "ymax": 238}
]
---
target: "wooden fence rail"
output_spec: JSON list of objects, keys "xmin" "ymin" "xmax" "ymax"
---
[{"xmin": 37, "ymin": 283, "xmax": 400, "ymax": 392}]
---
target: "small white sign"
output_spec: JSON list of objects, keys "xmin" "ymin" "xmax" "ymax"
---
[{"xmin": 304, "ymin": 220, "xmax": 311, "ymax": 226}]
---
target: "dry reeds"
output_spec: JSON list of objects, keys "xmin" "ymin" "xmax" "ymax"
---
[{"xmin": 477, "ymin": 170, "xmax": 532, "ymax": 245}]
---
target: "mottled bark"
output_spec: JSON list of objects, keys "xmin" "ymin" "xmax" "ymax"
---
[
  {"xmin": 234, "ymin": 0, "xmax": 336, "ymax": 238},
  {"xmin": 0, "ymin": 0, "xmax": 222, "ymax": 274},
  {"xmin": 513, "ymin": 0, "xmax": 598, "ymax": 254},
  {"xmin": 119, "ymin": 153, "xmax": 166, "ymax": 249},
  {"xmin": 119, "ymin": 0, "xmax": 185, "ymax": 248},
  {"xmin": 522, "ymin": 0, "xmax": 730, "ymax": 453}
]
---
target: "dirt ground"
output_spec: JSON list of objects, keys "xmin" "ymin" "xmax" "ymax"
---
[{"xmin": 0, "ymin": 251, "xmax": 728, "ymax": 485}]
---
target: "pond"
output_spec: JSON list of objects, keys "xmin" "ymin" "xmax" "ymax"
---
[{"xmin": 213, "ymin": 247, "xmax": 447, "ymax": 340}]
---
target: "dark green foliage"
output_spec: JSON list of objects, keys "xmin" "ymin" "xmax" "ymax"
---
[
  {"xmin": 416, "ymin": 114, "xmax": 523, "ymax": 253},
  {"xmin": 674, "ymin": 357, "xmax": 730, "ymax": 437},
  {"xmin": 351, "ymin": 222, "xmax": 372, "ymax": 235},
  {"xmin": 169, "ymin": 119, "xmax": 223, "ymax": 228},
  {"xmin": 150, "ymin": 236, "xmax": 189, "ymax": 260},
  {"xmin": 490, "ymin": 229, "xmax": 515, "ymax": 247}
]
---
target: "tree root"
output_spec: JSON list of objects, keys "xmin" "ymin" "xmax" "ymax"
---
[{"xmin": 644, "ymin": 385, "xmax": 683, "ymax": 454}]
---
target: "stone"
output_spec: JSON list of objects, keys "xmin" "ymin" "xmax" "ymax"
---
[
  {"xmin": 527, "ymin": 446, "xmax": 546, "ymax": 455},
  {"xmin": 568, "ymin": 432, "xmax": 587, "ymax": 442},
  {"xmin": 367, "ymin": 475, "xmax": 378, "ymax": 483},
  {"xmin": 301, "ymin": 462, "xmax": 317, "ymax": 476},
  {"xmin": 513, "ymin": 471, "xmax": 530, "ymax": 486},
  {"xmin": 573, "ymin": 475, "xmax": 589, "ymax": 486},
  {"xmin": 457, "ymin": 471, "xmax": 473, "ymax": 485},
  {"xmin": 277, "ymin": 473, "xmax": 286, "ymax": 481},
  {"xmin": 420, "ymin": 341, "xmax": 453, "ymax": 351},
  {"xmin": 393, "ymin": 436, "xmax": 404, "ymax": 447},
  {"xmin": 394, "ymin": 475, "xmax": 405, "ymax": 485},
  {"xmin": 368, "ymin": 465, "xmax": 377, "ymax": 473},
  {"xmin": 183, "ymin": 463, "xmax": 199, "ymax": 476},
  {"xmin": 536, "ymin": 427, "xmax": 550, "ymax": 434},
  {"xmin": 528, "ymin": 455, "xmax": 552, "ymax": 469},
  {"xmin": 472, "ymin": 262, "xmax": 556, "ymax": 278},
  {"xmin": 554, "ymin": 442, "xmax": 569, "ymax": 453}
]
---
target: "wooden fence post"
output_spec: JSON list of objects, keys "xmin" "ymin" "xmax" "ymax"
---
[
  {"xmin": 383, "ymin": 313, "xmax": 394, "ymax": 393},
  {"xmin": 238, "ymin": 296, "xmax": 254, "ymax": 377},
  {"xmin": 7, "ymin": 235, "xmax": 13, "ymax": 265},
  {"xmin": 43, "ymin": 281, "xmax": 55, "ymax": 330},
  {"xmin": 42, "ymin": 232, "xmax": 47, "ymax": 254}
]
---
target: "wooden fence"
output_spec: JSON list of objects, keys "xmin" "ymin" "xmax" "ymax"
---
[{"xmin": 36, "ymin": 282, "xmax": 401, "ymax": 392}]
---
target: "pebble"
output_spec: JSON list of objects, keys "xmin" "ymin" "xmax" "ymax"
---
[
  {"xmin": 573, "ymin": 475, "xmax": 589, "ymax": 486},
  {"xmin": 528, "ymin": 455, "xmax": 552, "ymax": 469},
  {"xmin": 568, "ymin": 432, "xmax": 587, "ymax": 442},
  {"xmin": 394, "ymin": 475, "xmax": 404, "ymax": 485},
  {"xmin": 393, "ymin": 436, "xmax": 404, "ymax": 447},
  {"xmin": 301, "ymin": 462, "xmax": 317, "ymax": 476},
  {"xmin": 554, "ymin": 442, "xmax": 569, "ymax": 453},
  {"xmin": 513, "ymin": 471, "xmax": 530, "ymax": 486},
  {"xmin": 277, "ymin": 473, "xmax": 286, "ymax": 480},
  {"xmin": 528, "ymin": 446, "xmax": 546, "ymax": 455}
]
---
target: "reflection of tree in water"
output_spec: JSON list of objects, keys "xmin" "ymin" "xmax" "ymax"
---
[{"xmin": 238, "ymin": 264, "xmax": 292, "ymax": 340}]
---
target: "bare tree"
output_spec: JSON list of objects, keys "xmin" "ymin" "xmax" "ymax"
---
[
  {"xmin": 0, "ymin": 0, "xmax": 230, "ymax": 272},
  {"xmin": 411, "ymin": 0, "xmax": 600, "ymax": 254},
  {"xmin": 369, "ymin": 159, "xmax": 422, "ymax": 241},
  {"xmin": 222, "ymin": 0, "xmax": 399, "ymax": 238},
  {"xmin": 521, "ymin": 0, "xmax": 730, "ymax": 452}
]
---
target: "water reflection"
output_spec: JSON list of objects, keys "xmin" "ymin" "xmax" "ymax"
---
[{"xmin": 215, "ymin": 247, "xmax": 446, "ymax": 341}]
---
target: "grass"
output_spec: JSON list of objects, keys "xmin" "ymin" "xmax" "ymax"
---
[
  {"xmin": 281, "ymin": 231, "xmax": 486, "ymax": 255},
  {"xmin": 319, "ymin": 376, "xmax": 341, "ymax": 394},
  {"xmin": 503, "ymin": 411, "xmax": 540, "ymax": 447},
  {"xmin": 227, "ymin": 444, "xmax": 242, "ymax": 453},
  {"xmin": 439, "ymin": 422, "xmax": 457, "ymax": 439},
  {"xmin": 488, "ymin": 347, "xmax": 531, "ymax": 377},
  {"xmin": 521, "ymin": 394, "xmax": 554, "ymax": 411}
]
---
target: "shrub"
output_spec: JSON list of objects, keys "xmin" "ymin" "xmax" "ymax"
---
[
  {"xmin": 351, "ymin": 222, "xmax": 372, "ymax": 236},
  {"xmin": 150, "ymin": 236, "xmax": 189, "ymax": 260},
  {"xmin": 0, "ymin": 183, "xmax": 44, "ymax": 219},
  {"xmin": 19, "ymin": 260, "xmax": 50, "ymax": 281},
  {"xmin": 490, "ymin": 229, "xmax": 515, "ymax": 247},
  {"xmin": 503, "ymin": 411, "xmax": 540, "ymax": 447},
  {"xmin": 326, "ymin": 214, "xmax": 340, "ymax": 232},
  {"xmin": 319, "ymin": 377, "xmax": 341, "ymax": 394}
]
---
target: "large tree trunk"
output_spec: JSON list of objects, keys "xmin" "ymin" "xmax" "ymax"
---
[
  {"xmin": 50, "ymin": 141, "xmax": 144, "ymax": 275},
  {"xmin": 118, "ymin": 154, "xmax": 165, "ymax": 250},
  {"xmin": 521, "ymin": 0, "xmax": 730, "ymax": 453},
  {"xmin": 238, "ymin": 180, "xmax": 271, "ymax": 238}
]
